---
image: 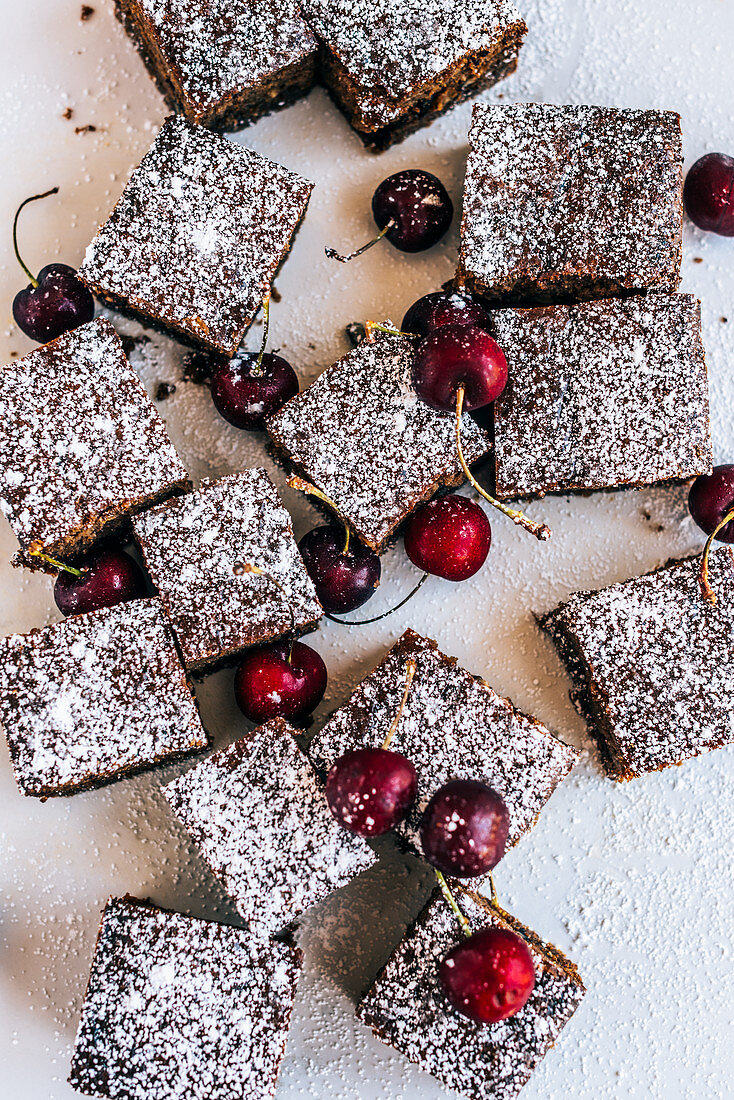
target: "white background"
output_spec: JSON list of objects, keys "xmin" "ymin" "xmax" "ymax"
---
[{"xmin": 0, "ymin": 2, "xmax": 732, "ymax": 1098}]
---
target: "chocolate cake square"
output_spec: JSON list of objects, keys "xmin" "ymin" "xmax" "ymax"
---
[
  {"xmin": 164, "ymin": 718, "xmax": 376, "ymax": 938},
  {"xmin": 69, "ymin": 896, "xmax": 301, "ymax": 1100},
  {"xmin": 492, "ymin": 294, "xmax": 712, "ymax": 500},
  {"xmin": 357, "ymin": 888, "xmax": 585, "ymax": 1100},
  {"xmin": 308, "ymin": 630, "xmax": 579, "ymax": 867},
  {"xmin": 115, "ymin": 1, "xmax": 317, "ymax": 130},
  {"xmin": 266, "ymin": 328, "xmax": 491, "ymax": 552},
  {"xmin": 0, "ymin": 599, "xmax": 207, "ymax": 798},
  {"xmin": 132, "ymin": 470, "xmax": 322, "ymax": 671},
  {"xmin": 79, "ymin": 116, "xmax": 314, "ymax": 356},
  {"xmin": 458, "ymin": 103, "xmax": 683, "ymax": 304},
  {"xmin": 302, "ymin": 1, "xmax": 527, "ymax": 150},
  {"xmin": 539, "ymin": 548, "xmax": 734, "ymax": 780},
  {"xmin": 0, "ymin": 318, "xmax": 188, "ymax": 567}
]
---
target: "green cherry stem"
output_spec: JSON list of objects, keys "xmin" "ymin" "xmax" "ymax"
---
[
  {"xmin": 13, "ymin": 188, "xmax": 59, "ymax": 288},
  {"xmin": 253, "ymin": 289, "xmax": 271, "ymax": 377},
  {"xmin": 364, "ymin": 320, "xmax": 417, "ymax": 342},
  {"xmin": 699, "ymin": 504, "xmax": 734, "ymax": 605},
  {"xmin": 325, "ymin": 219, "xmax": 395, "ymax": 263},
  {"xmin": 381, "ymin": 659, "xmax": 417, "ymax": 750},
  {"xmin": 287, "ymin": 475, "xmax": 352, "ymax": 554},
  {"xmin": 435, "ymin": 871, "xmax": 471, "ymax": 938},
  {"xmin": 28, "ymin": 544, "xmax": 84, "ymax": 577}
]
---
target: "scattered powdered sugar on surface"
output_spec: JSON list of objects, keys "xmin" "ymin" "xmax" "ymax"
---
[
  {"xmin": 79, "ymin": 117, "xmax": 313, "ymax": 354},
  {"xmin": 163, "ymin": 718, "xmax": 376, "ymax": 938},
  {"xmin": 133, "ymin": 470, "xmax": 322, "ymax": 669},
  {"xmin": 492, "ymin": 294, "xmax": 712, "ymax": 498},
  {"xmin": 0, "ymin": 318, "xmax": 187, "ymax": 558},
  {"xmin": 267, "ymin": 328, "xmax": 491, "ymax": 549},
  {"xmin": 69, "ymin": 896, "xmax": 301, "ymax": 1100},
  {"xmin": 0, "ymin": 599, "xmax": 207, "ymax": 798}
]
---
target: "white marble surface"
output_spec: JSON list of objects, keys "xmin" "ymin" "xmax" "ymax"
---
[{"xmin": 0, "ymin": 2, "xmax": 732, "ymax": 1098}]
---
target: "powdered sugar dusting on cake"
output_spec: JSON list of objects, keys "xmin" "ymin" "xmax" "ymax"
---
[
  {"xmin": 0, "ymin": 599, "xmax": 207, "ymax": 798},
  {"xmin": 164, "ymin": 718, "xmax": 375, "ymax": 937},
  {"xmin": 69, "ymin": 897, "xmax": 301, "ymax": 1100}
]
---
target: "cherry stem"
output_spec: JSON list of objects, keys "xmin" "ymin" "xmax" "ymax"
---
[
  {"xmin": 455, "ymin": 387, "xmax": 551, "ymax": 542},
  {"xmin": 253, "ymin": 289, "xmax": 271, "ymax": 377},
  {"xmin": 699, "ymin": 504, "xmax": 734, "ymax": 605},
  {"xmin": 381, "ymin": 659, "xmax": 417, "ymax": 750},
  {"xmin": 13, "ymin": 187, "xmax": 59, "ymax": 288},
  {"xmin": 364, "ymin": 321, "xmax": 415, "ymax": 342},
  {"xmin": 235, "ymin": 563, "xmax": 296, "ymax": 661},
  {"xmin": 435, "ymin": 870, "xmax": 471, "ymax": 938},
  {"xmin": 488, "ymin": 873, "xmax": 498, "ymax": 906},
  {"xmin": 287, "ymin": 475, "xmax": 353, "ymax": 557},
  {"xmin": 325, "ymin": 219, "xmax": 395, "ymax": 263},
  {"xmin": 326, "ymin": 572, "xmax": 429, "ymax": 626},
  {"xmin": 28, "ymin": 544, "xmax": 84, "ymax": 577}
]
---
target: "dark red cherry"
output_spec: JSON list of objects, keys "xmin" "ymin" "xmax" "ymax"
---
[
  {"xmin": 210, "ymin": 351, "xmax": 298, "ymax": 431},
  {"xmin": 689, "ymin": 464, "xmax": 734, "ymax": 543},
  {"xmin": 53, "ymin": 546, "xmax": 147, "ymax": 617},
  {"xmin": 440, "ymin": 926, "xmax": 536, "ymax": 1024},
  {"xmin": 234, "ymin": 640, "xmax": 327, "ymax": 724},
  {"xmin": 325, "ymin": 747, "xmax": 418, "ymax": 837},
  {"xmin": 683, "ymin": 153, "xmax": 734, "ymax": 236},
  {"xmin": 372, "ymin": 170, "xmax": 453, "ymax": 253},
  {"xmin": 420, "ymin": 779, "xmax": 509, "ymax": 878},
  {"xmin": 412, "ymin": 325, "xmax": 508, "ymax": 412},
  {"xmin": 404, "ymin": 496, "xmax": 490, "ymax": 581},
  {"xmin": 402, "ymin": 290, "xmax": 490, "ymax": 337},
  {"xmin": 299, "ymin": 526, "xmax": 381, "ymax": 614}
]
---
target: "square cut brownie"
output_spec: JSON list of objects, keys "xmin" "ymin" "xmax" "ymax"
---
[
  {"xmin": 358, "ymin": 888, "xmax": 585, "ymax": 1100},
  {"xmin": 115, "ymin": 1, "xmax": 317, "ymax": 130},
  {"xmin": 69, "ymin": 896, "xmax": 301, "ymax": 1100},
  {"xmin": 267, "ymin": 328, "xmax": 491, "ymax": 552},
  {"xmin": 164, "ymin": 718, "xmax": 376, "ymax": 938},
  {"xmin": 491, "ymin": 294, "xmax": 712, "ymax": 500},
  {"xmin": 79, "ymin": 116, "xmax": 314, "ymax": 356},
  {"xmin": 302, "ymin": 1, "xmax": 527, "ymax": 150},
  {"xmin": 539, "ymin": 548, "xmax": 734, "ymax": 780},
  {"xmin": 459, "ymin": 103, "xmax": 683, "ymax": 304},
  {"xmin": 0, "ymin": 318, "xmax": 188, "ymax": 567},
  {"xmin": 132, "ymin": 470, "xmax": 322, "ymax": 671},
  {"xmin": 0, "ymin": 599, "xmax": 207, "ymax": 799},
  {"xmin": 308, "ymin": 630, "xmax": 579, "ymax": 865}
]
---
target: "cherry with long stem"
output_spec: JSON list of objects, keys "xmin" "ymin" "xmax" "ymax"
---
[
  {"xmin": 326, "ymin": 573, "xmax": 429, "ymax": 626},
  {"xmin": 289, "ymin": 475, "xmax": 352, "ymax": 555},
  {"xmin": 699, "ymin": 505, "xmax": 734, "ymax": 604},
  {"xmin": 13, "ymin": 188, "xmax": 59, "ymax": 288}
]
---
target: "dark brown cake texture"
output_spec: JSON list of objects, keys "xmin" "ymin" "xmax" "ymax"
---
[
  {"xmin": 78, "ymin": 116, "xmax": 314, "ymax": 356},
  {"xmin": 266, "ymin": 326, "xmax": 491, "ymax": 552},
  {"xmin": 0, "ymin": 599, "xmax": 208, "ymax": 799},
  {"xmin": 163, "ymin": 717, "xmax": 376, "ymax": 938},
  {"xmin": 458, "ymin": 103, "xmax": 683, "ymax": 305},
  {"xmin": 539, "ymin": 548, "xmax": 734, "ymax": 780},
  {"xmin": 0, "ymin": 317, "xmax": 188, "ymax": 568},
  {"xmin": 132, "ymin": 469, "xmax": 322, "ymax": 672},
  {"xmin": 357, "ymin": 888, "xmax": 585, "ymax": 1100},
  {"xmin": 301, "ymin": 0, "xmax": 527, "ymax": 150},
  {"xmin": 69, "ymin": 896, "xmax": 302, "ymax": 1100},
  {"xmin": 491, "ymin": 294, "xmax": 712, "ymax": 500},
  {"xmin": 114, "ymin": 0, "xmax": 318, "ymax": 130},
  {"xmin": 308, "ymin": 630, "xmax": 580, "ymax": 870}
]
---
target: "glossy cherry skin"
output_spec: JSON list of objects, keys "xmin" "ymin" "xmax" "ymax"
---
[
  {"xmin": 440, "ymin": 926, "xmax": 536, "ymax": 1024},
  {"xmin": 234, "ymin": 640, "xmax": 327, "ymax": 724},
  {"xmin": 299, "ymin": 526, "xmax": 381, "ymax": 614},
  {"xmin": 372, "ymin": 170, "xmax": 453, "ymax": 253},
  {"xmin": 683, "ymin": 153, "xmax": 734, "ymax": 236},
  {"xmin": 404, "ymin": 496, "xmax": 490, "ymax": 581},
  {"xmin": 420, "ymin": 779, "xmax": 509, "ymax": 878},
  {"xmin": 689, "ymin": 464, "xmax": 734, "ymax": 543},
  {"xmin": 402, "ymin": 290, "xmax": 490, "ymax": 337},
  {"xmin": 210, "ymin": 351, "xmax": 299, "ymax": 430},
  {"xmin": 326, "ymin": 747, "xmax": 418, "ymax": 837},
  {"xmin": 13, "ymin": 263, "xmax": 95, "ymax": 343},
  {"xmin": 412, "ymin": 324, "xmax": 508, "ymax": 413},
  {"xmin": 53, "ymin": 546, "xmax": 147, "ymax": 617}
]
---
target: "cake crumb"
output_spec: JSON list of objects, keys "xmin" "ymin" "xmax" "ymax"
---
[
  {"xmin": 74, "ymin": 124, "xmax": 96, "ymax": 134},
  {"xmin": 62, "ymin": 106, "xmax": 74, "ymax": 120},
  {"xmin": 154, "ymin": 382, "xmax": 177, "ymax": 401},
  {"xmin": 80, "ymin": 5, "xmax": 94, "ymax": 20}
]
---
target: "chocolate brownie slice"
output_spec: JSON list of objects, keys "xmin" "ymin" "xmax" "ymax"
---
[
  {"xmin": 459, "ymin": 103, "xmax": 683, "ymax": 304},
  {"xmin": 69, "ymin": 896, "xmax": 301, "ymax": 1100},
  {"xmin": 0, "ymin": 599, "xmax": 208, "ymax": 798},
  {"xmin": 132, "ymin": 470, "xmax": 322, "ymax": 672},
  {"xmin": 0, "ymin": 318, "xmax": 188, "ymax": 567},
  {"xmin": 539, "ymin": 549, "xmax": 734, "ymax": 780},
  {"xmin": 266, "ymin": 327, "xmax": 491, "ymax": 552},
  {"xmin": 163, "ymin": 718, "xmax": 376, "ymax": 938},
  {"xmin": 79, "ymin": 116, "xmax": 313, "ymax": 356},
  {"xmin": 491, "ymin": 294, "xmax": 712, "ymax": 499},
  {"xmin": 357, "ymin": 888, "xmax": 585, "ymax": 1100},
  {"xmin": 308, "ymin": 630, "xmax": 579, "ymax": 868},
  {"xmin": 115, "ymin": 1, "xmax": 317, "ymax": 130}
]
